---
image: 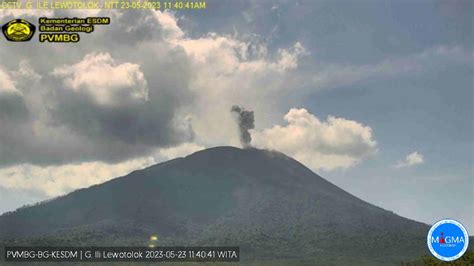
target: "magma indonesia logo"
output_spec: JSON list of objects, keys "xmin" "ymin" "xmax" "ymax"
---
[
  {"xmin": 427, "ymin": 219, "xmax": 469, "ymax": 261},
  {"xmin": 2, "ymin": 19, "xmax": 35, "ymax": 42}
]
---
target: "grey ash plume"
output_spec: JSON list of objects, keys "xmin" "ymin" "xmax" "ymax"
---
[{"xmin": 231, "ymin": 105, "xmax": 255, "ymax": 148}]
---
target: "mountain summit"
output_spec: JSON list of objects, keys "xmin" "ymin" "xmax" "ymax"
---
[{"xmin": 0, "ymin": 147, "xmax": 429, "ymax": 264}]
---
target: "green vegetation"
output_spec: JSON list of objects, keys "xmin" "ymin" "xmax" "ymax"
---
[
  {"xmin": 0, "ymin": 147, "xmax": 436, "ymax": 265},
  {"xmin": 402, "ymin": 251, "xmax": 474, "ymax": 266}
]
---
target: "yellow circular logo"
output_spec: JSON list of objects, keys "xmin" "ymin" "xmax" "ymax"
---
[{"xmin": 2, "ymin": 19, "xmax": 36, "ymax": 42}]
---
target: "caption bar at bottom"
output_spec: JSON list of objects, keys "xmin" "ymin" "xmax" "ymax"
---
[{"xmin": 4, "ymin": 246, "xmax": 240, "ymax": 262}]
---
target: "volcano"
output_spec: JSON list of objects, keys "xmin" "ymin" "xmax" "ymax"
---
[{"xmin": 0, "ymin": 147, "xmax": 430, "ymax": 265}]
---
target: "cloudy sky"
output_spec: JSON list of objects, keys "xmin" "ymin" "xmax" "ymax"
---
[{"xmin": 0, "ymin": 0, "xmax": 472, "ymax": 232}]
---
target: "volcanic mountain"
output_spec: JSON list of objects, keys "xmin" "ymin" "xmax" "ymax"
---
[{"xmin": 0, "ymin": 147, "xmax": 431, "ymax": 265}]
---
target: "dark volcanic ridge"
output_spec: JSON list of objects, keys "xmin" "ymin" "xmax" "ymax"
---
[{"xmin": 0, "ymin": 147, "xmax": 431, "ymax": 264}]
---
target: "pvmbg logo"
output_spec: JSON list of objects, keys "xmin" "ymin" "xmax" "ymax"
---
[
  {"xmin": 2, "ymin": 19, "xmax": 36, "ymax": 42},
  {"xmin": 427, "ymin": 219, "xmax": 469, "ymax": 261}
]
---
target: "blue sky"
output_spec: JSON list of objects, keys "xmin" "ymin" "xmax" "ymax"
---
[
  {"xmin": 0, "ymin": 0, "xmax": 472, "ymax": 232},
  {"xmin": 179, "ymin": 0, "xmax": 473, "ymax": 230}
]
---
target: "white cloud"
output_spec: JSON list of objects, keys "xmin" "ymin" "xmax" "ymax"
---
[
  {"xmin": 152, "ymin": 12, "xmax": 307, "ymax": 147},
  {"xmin": 0, "ymin": 141, "xmax": 206, "ymax": 197},
  {"xmin": 0, "ymin": 9, "xmax": 459, "ymax": 203},
  {"xmin": 153, "ymin": 11, "xmax": 184, "ymax": 40},
  {"xmin": 176, "ymin": 34, "xmax": 304, "ymax": 74},
  {"xmin": 52, "ymin": 52, "xmax": 148, "ymax": 106},
  {"xmin": 63, "ymin": 9, "xmax": 103, "ymax": 17},
  {"xmin": 0, "ymin": 68, "xmax": 21, "ymax": 95},
  {"xmin": 253, "ymin": 108, "xmax": 377, "ymax": 171},
  {"xmin": 0, "ymin": 157, "xmax": 156, "ymax": 197},
  {"xmin": 0, "ymin": 9, "xmax": 53, "ymax": 19},
  {"xmin": 395, "ymin": 151, "xmax": 424, "ymax": 168},
  {"xmin": 273, "ymin": 42, "xmax": 306, "ymax": 71}
]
